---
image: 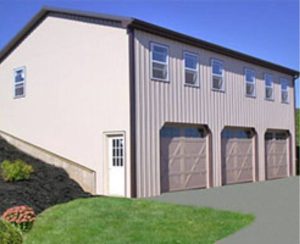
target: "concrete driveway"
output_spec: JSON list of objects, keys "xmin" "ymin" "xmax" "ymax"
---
[{"xmin": 152, "ymin": 177, "xmax": 299, "ymax": 244}]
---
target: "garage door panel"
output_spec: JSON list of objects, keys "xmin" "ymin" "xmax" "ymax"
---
[
  {"xmin": 222, "ymin": 129, "xmax": 254, "ymax": 185},
  {"xmin": 160, "ymin": 126, "xmax": 208, "ymax": 193},
  {"xmin": 185, "ymin": 172, "xmax": 206, "ymax": 189},
  {"xmin": 277, "ymin": 166, "xmax": 288, "ymax": 177},
  {"xmin": 266, "ymin": 165, "xmax": 287, "ymax": 179},
  {"xmin": 265, "ymin": 132, "xmax": 289, "ymax": 179},
  {"xmin": 168, "ymin": 159, "xmax": 182, "ymax": 174},
  {"xmin": 238, "ymin": 167, "xmax": 253, "ymax": 182},
  {"xmin": 224, "ymin": 167, "xmax": 253, "ymax": 184},
  {"xmin": 185, "ymin": 160, "xmax": 205, "ymax": 172},
  {"xmin": 168, "ymin": 174, "xmax": 183, "ymax": 191}
]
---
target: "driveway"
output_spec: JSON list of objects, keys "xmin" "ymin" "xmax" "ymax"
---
[{"xmin": 152, "ymin": 176, "xmax": 299, "ymax": 244}]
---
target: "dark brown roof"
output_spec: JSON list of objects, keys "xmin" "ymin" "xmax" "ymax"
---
[{"xmin": 0, "ymin": 6, "xmax": 299, "ymax": 78}]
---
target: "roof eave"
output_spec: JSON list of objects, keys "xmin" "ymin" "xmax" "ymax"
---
[{"xmin": 0, "ymin": 9, "xmax": 48, "ymax": 64}]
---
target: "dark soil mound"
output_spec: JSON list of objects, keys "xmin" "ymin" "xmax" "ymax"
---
[{"xmin": 0, "ymin": 137, "xmax": 92, "ymax": 215}]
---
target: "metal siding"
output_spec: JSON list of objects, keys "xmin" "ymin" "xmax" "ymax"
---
[{"xmin": 134, "ymin": 30, "xmax": 295, "ymax": 198}]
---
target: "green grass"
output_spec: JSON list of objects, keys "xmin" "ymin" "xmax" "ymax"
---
[{"xmin": 24, "ymin": 197, "xmax": 254, "ymax": 244}]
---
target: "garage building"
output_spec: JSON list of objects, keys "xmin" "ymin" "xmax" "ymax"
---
[{"xmin": 0, "ymin": 7, "xmax": 298, "ymax": 198}]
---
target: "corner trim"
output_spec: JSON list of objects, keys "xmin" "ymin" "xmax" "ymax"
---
[{"xmin": 128, "ymin": 27, "xmax": 137, "ymax": 197}]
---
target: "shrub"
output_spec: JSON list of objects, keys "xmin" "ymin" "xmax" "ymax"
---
[
  {"xmin": 1, "ymin": 159, "xmax": 33, "ymax": 182},
  {"xmin": 0, "ymin": 219, "xmax": 22, "ymax": 244},
  {"xmin": 2, "ymin": 205, "xmax": 36, "ymax": 232}
]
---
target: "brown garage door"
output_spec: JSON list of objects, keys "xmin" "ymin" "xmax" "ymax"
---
[
  {"xmin": 265, "ymin": 131, "xmax": 289, "ymax": 179},
  {"xmin": 222, "ymin": 128, "xmax": 255, "ymax": 185},
  {"xmin": 160, "ymin": 126, "xmax": 208, "ymax": 193}
]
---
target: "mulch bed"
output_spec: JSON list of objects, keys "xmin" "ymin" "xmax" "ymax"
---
[{"xmin": 0, "ymin": 137, "xmax": 92, "ymax": 215}]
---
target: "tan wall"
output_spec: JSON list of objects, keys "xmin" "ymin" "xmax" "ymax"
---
[
  {"xmin": 134, "ymin": 30, "xmax": 296, "ymax": 197},
  {"xmin": 0, "ymin": 17, "xmax": 131, "ymax": 196}
]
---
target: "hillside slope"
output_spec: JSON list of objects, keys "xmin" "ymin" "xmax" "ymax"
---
[{"xmin": 0, "ymin": 136, "xmax": 91, "ymax": 214}]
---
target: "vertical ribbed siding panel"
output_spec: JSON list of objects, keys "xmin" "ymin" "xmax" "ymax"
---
[
  {"xmin": 147, "ymin": 43, "xmax": 153, "ymax": 197},
  {"xmin": 152, "ymin": 85, "xmax": 159, "ymax": 196},
  {"xmin": 134, "ymin": 37, "xmax": 139, "ymax": 196},
  {"xmin": 134, "ymin": 30, "xmax": 296, "ymax": 197},
  {"xmin": 134, "ymin": 37, "xmax": 142, "ymax": 197},
  {"xmin": 142, "ymin": 40, "xmax": 148, "ymax": 197}
]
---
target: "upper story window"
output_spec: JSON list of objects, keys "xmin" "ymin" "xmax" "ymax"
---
[
  {"xmin": 244, "ymin": 68, "xmax": 255, "ymax": 97},
  {"xmin": 211, "ymin": 59, "xmax": 224, "ymax": 91},
  {"xmin": 150, "ymin": 42, "xmax": 169, "ymax": 81},
  {"xmin": 264, "ymin": 73, "xmax": 273, "ymax": 100},
  {"xmin": 14, "ymin": 67, "xmax": 26, "ymax": 98},
  {"xmin": 184, "ymin": 52, "xmax": 199, "ymax": 86},
  {"xmin": 280, "ymin": 78, "xmax": 289, "ymax": 103}
]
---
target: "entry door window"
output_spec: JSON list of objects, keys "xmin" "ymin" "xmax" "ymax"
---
[{"xmin": 112, "ymin": 138, "xmax": 124, "ymax": 167}]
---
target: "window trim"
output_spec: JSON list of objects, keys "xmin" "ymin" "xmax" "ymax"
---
[
  {"xmin": 183, "ymin": 51, "xmax": 199, "ymax": 87},
  {"xmin": 244, "ymin": 68, "xmax": 256, "ymax": 98},
  {"xmin": 13, "ymin": 66, "xmax": 26, "ymax": 99},
  {"xmin": 264, "ymin": 73, "xmax": 274, "ymax": 101},
  {"xmin": 280, "ymin": 77, "xmax": 289, "ymax": 104},
  {"xmin": 211, "ymin": 58, "xmax": 225, "ymax": 92},
  {"xmin": 150, "ymin": 42, "xmax": 169, "ymax": 82}
]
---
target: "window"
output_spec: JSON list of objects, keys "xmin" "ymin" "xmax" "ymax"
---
[
  {"xmin": 14, "ymin": 67, "xmax": 26, "ymax": 98},
  {"xmin": 280, "ymin": 78, "xmax": 289, "ymax": 103},
  {"xmin": 222, "ymin": 128, "xmax": 253, "ymax": 139},
  {"xmin": 265, "ymin": 132, "xmax": 273, "ymax": 141},
  {"xmin": 245, "ymin": 68, "xmax": 255, "ymax": 97},
  {"xmin": 112, "ymin": 138, "xmax": 124, "ymax": 167},
  {"xmin": 211, "ymin": 59, "xmax": 224, "ymax": 91},
  {"xmin": 265, "ymin": 131, "xmax": 288, "ymax": 141},
  {"xmin": 265, "ymin": 73, "xmax": 273, "ymax": 100},
  {"xmin": 275, "ymin": 132, "xmax": 288, "ymax": 140},
  {"xmin": 184, "ymin": 128, "xmax": 205, "ymax": 138},
  {"xmin": 150, "ymin": 43, "xmax": 169, "ymax": 81},
  {"xmin": 160, "ymin": 127, "xmax": 180, "ymax": 138},
  {"xmin": 184, "ymin": 52, "xmax": 199, "ymax": 86}
]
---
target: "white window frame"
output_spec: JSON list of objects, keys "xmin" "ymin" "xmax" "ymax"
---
[
  {"xmin": 211, "ymin": 58, "xmax": 225, "ymax": 91},
  {"xmin": 264, "ymin": 73, "xmax": 274, "ymax": 101},
  {"xmin": 280, "ymin": 78, "xmax": 289, "ymax": 104},
  {"xmin": 183, "ymin": 51, "xmax": 199, "ymax": 87},
  {"xmin": 13, "ymin": 66, "xmax": 26, "ymax": 99},
  {"xmin": 150, "ymin": 42, "xmax": 169, "ymax": 82},
  {"xmin": 244, "ymin": 68, "xmax": 256, "ymax": 97}
]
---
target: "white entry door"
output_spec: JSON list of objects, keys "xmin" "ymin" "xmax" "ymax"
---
[{"xmin": 108, "ymin": 136, "xmax": 125, "ymax": 196}]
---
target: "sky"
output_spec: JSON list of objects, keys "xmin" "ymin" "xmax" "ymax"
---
[{"xmin": 0, "ymin": 0, "xmax": 299, "ymax": 107}]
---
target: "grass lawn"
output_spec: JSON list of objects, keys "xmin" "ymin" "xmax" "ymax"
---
[{"xmin": 24, "ymin": 197, "xmax": 254, "ymax": 244}]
